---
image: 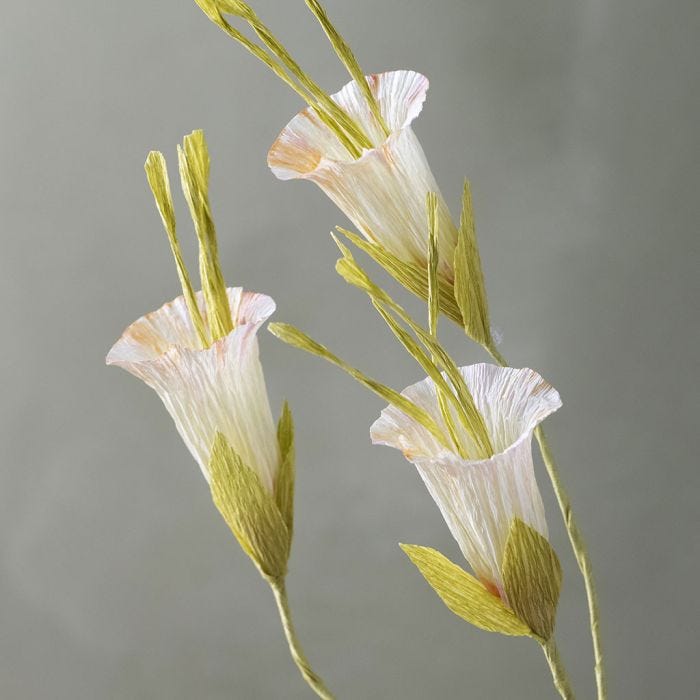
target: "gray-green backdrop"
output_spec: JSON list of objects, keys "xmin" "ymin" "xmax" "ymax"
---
[{"xmin": 1, "ymin": 0, "xmax": 698, "ymax": 697}]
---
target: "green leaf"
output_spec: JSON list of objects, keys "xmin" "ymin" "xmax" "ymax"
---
[
  {"xmin": 275, "ymin": 401, "xmax": 295, "ymax": 539},
  {"xmin": 453, "ymin": 180, "xmax": 492, "ymax": 347},
  {"xmin": 194, "ymin": 1, "xmax": 371, "ymax": 158},
  {"xmin": 209, "ymin": 433, "xmax": 290, "ymax": 580},
  {"xmin": 400, "ymin": 544, "xmax": 532, "ymax": 637},
  {"xmin": 502, "ymin": 519, "xmax": 562, "ymax": 640},
  {"xmin": 268, "ymin": 322, "xmax": 451, "ymax": 450},
  {"xmin": 335, "ymin": 227, "xmax": 464, "ymax": 325},
  {"xmin": 425, "ymin": 192, "xmax": 465, "ymax": 457},
  {"xmin": 332, "ymin": 239, "xmax": 494, "ymax": 459},
  {"xmin": 305, "ymin": 0, "xmax": 389, "ymax": 137},
  {"xmin": 144, "ymin": 151, "xmax": 209, "ymax": 349},
  {"xmin": 177, "ymin": 130, "xmax": 233, "ymax": 342},
  {"xmin": 426, "ymin": 192, "xmax": 441, "ymax": 338}
]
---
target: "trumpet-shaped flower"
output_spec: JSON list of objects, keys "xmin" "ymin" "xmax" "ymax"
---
[
  {"xmin": 371, "ymin": 363, "xmax": 562, "ymax": 599},
  {"xmin": 107, "ymin": 288, "xmax": 280, "ymax": 492},
  {"xmin": 268, "ymin": 70, "xmax": 458, "ymax": 280}
]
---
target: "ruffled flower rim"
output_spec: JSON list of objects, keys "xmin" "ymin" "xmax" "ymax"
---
[
  {"xmin": 106, "ymin": 288, "xmax": 275, "ymax": 371},
  {"xmin": 268, "ymin": 69, "xmax": 430, "ymax": 180},
  {"xmin": 370, "ymin": 364, "xmax": 562, "ymax": 469}
]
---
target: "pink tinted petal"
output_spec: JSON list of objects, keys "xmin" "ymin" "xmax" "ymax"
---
[
  {"xmin": 106, "ymin": 289, "xmax": 279, "ymax": 490},
  {"xmin": 371, "ymin": 363, "xmax": 561, "ymax": 595},
  {"xmin": 268, "ymin": 70, "xmax": 456, "ymax": 277}
]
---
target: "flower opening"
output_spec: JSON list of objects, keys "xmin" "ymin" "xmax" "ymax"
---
[
  {"xmin": 108, "ymin": 131, "xmax": 280, "ymax": 492},
  {"xmin": 107, "ymin": 288, "xmax": 280, "ymax": 491},
  {"xmin": 371, "ymin": 363, "xmax": 562, "ymax": 599},
  {"xmin": 269, "ymin": 70, "xmax": 458, "ymax": 280}
]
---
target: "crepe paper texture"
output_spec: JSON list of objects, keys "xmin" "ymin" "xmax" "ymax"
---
[
  {"xmin": 269, "ymin": 70, "xmax": 459, "ymax": 281},
  {"xmin": 195, "ymin": 0, "xmax": 373, "ymax": 159},
  {"xmin": 144, "ymin": 151, "xmax": 208, "ymax": 346},
  {"xmin": 180, "ymin": 3, "xmax": 604, "ymax": 695},
  {"xmin": 331, "ymin": 238, "xmax": 493, "ymax": 457},
  {"xmin": 194, "ymin": 1, "xmax": 493, "ymax": 348},
  {"xmin": 371, "ymin": 363, "xmax": 561, "ymax": 600},
  {"xmin": 208, "ymin": 405, "xmax": 296, "ymax": 580},
  {"xmin": 275, "ymin": 401, "xmax": 296, "ymax": 538},
  {"xmin": 177, "ymin": 130, "xmax": 234, "ymax": 341},
  {"xmin": 426, "ymin": 192, "xmax": 464, "ymax": 457},
  {"xmin": 453, "ymin": 180, "xmax": 492, "ymax": 347},
  {"xmin": 502, "ymin": 518, "xmax": 562, "ymax": 642},
  {"xmin": 400, "ymin": 542, "xmax": 573, "ymax": 698},
  {"xmin": 210, "ymin": 433, "xmax": 290, "ymax": 579},
  {"xmin": 304, "ymin": 0, "xmax": 389, "ymax": 138},
  {"xmin": 400, "ymin": 544, "xmax": 532, "ymax": 637},
  {"xmin": 107, "ymin": 287, "xmax": 280, "ymax": 490},
  {"xmin": 268, "ymin": 321, "xmax": 451, "ymax": 449},
  {"xmin": 533, "ymin": 425, "xmax": 606, "ymax": 700},
  {"xmin": 107, "ymin": 129, "xmax": 334, "ymax": 699}
]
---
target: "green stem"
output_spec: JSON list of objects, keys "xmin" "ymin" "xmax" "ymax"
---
[
  {"xmin": 542, "ymin": 638, "xmax": 576, "ymax": 699},
  {"xmin": 487, "ymin": 344, "xmax": 607, "ymax": 700},
  {"xmin": 269, "ymin": 578, "xmax": 335, "ymax": 699},
  {"xmin": 535, "ymin": 427, "xmax": 607, "ymax": 700}
]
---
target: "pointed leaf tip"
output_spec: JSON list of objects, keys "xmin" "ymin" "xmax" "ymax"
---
[
  {"xmin": 502, "ymin": 518, "xmax": 562, "ymax": 640},
  {"xmin": 454, "ymin": 180, "xmax": 492, "ymax": 347},
  {"xmin": 275, "ymin": 401, "xmax": 295, "ymax": 538},
  {"xmin": 209, "ymin": 433, "xmax": 290, "ymax": 580},
  {"xmin": 401, "ymin": 544, "xmax": 532, "ymax": 637}
]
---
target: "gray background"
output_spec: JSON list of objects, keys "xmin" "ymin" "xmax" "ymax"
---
[{"xmin": 1, "ymin": 0, "xmax": 698, "ymax": 697}]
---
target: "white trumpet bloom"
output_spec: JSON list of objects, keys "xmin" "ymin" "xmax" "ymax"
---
[
  {"xmin": 371, "ymin": 363, "xmax": 562, "ymax": 599},
  {"xmin": 268, "ymin": 69, "xmax": 457, "ymax": 279},
  {"xmin": 107, "ymin": 288, "xmax": 280, "ymax": 492}
]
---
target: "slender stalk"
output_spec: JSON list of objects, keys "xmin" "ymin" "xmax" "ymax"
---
[
  {"xmin": 486, "ymin": 343, "xmax": 607, "ymax": 700},
  {"xmin": 542, "ymin": 638, "xmax": 576, "ymax": 699},
  {"xmin": 269, "ymin": 578, "xmax": 335, "ymax": 699},
  {"xmin": 534, "ymin": 426, "xmax": 606, "ymax": 700}
]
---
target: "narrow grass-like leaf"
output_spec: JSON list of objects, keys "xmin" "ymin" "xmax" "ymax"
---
[
  {"xmin": 275, "ymin": 401, "xmax": 295, "ymax": 538},
  {"xmin": 502, "ymin": 518, "xmax": 562, "ymax": 641},
  {"xmin": 370, "ymin": 301, "xmax": 467, "ymax": 458},
  {"xmin": 426, "ymin": 193, "xmax": 464, "ymax": 455},
  {"xmin": 194, "ymin": 0, "xmax": 318, "ymax": 105},
  {"xmin": 335, "ymin": 227, "xmax": 464, "ymax": 325},
  {"xmin": 268, "ymin": 322, "xmax": 450, "ymax": 450},
  {"xmin": 333, "ymin": 238, "xmax": 494, "ymax": 458},
  {"xmin": 177, "ymin": 131, "xmax": 233, "ymax": 342},
  {"xmin": 454, "ymin": 180, "xmax": 492, "ymax": 346},
  {"xmin": 144, "ymin": 151, "xmax": 209, "ymax": 348},
  {"xmin": 401, "ymin": 544, "xmax": 532, "ymax": 637},
  {"xmin": 426, "ymin": 193, "xmax": 440, "ymax": 337},
  {"xmin": 194, "ymin": 0, "xmax": 371, "ymax": 158},
  {"xmin": 305, "ymin": 0, "xmax": 389, "ymax": 137}
]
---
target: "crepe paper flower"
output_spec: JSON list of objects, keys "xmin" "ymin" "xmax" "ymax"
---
[
  {"xmin": 371, "ymin": 363, "xmax": 562, "ymax": 600},
  {"xmin": 270, "ymin": 316, "xmax": 570, "ymax": 689},
  {"xmin": 400, "ymin": 532, "xmax": 571, "ymax": 698},
  {"xmin": 365, "ymin": 357, "xmax": 571, "ymax": 692},
  {"xmin": 106, "ymin": 287, "xmax": 280, "ymax": 491},
  {"xmin": 269, "ymin": 69, "xmax": 458, "ymax": 281},
  {"xmin": 106, "ymin": 130, "xmax": 334, "ymax": 699},
  {"xmin": 194, "ymin": 2, "xmax": 492, "ymax": 340}
]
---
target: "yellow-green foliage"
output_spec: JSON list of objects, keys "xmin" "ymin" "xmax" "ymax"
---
[
  {"xmin": 209, "ymin": 433, "xmax": 291, "ymax": 580},
  {"xmin": 502, "ymin": 518, "xmax": 562, "ymax": 641},
  {"xmin": 193, "ymin": 0, "xmax": 380, "ymax": 158},
  {"xmin": 401, "ymin": 544, "xmax": 533, "ymax": 637}
]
